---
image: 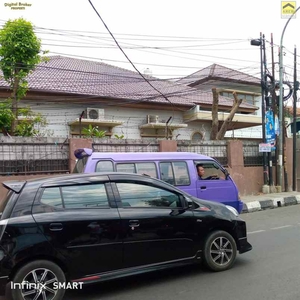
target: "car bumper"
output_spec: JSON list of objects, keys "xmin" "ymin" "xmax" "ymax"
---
[
  {"xmin": 0, "ymin": 276, "xmax": 8, "ymax": 296},
  {"xmin": 238, "ymin": 201, "xmax": 244, "ymax": 214},
  {"xmin": 238, "ymin": 237, "xmax": 252, "ymax": 254}
]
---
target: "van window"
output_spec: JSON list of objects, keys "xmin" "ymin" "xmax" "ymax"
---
[
  {"xmin": 159, "ymin": 162, "xmax": 190, "ymax": 186},
  {"xmin": 136, "ymin": 163, "xmax": 157, "ymax": 177},
  {"xmin": 96, "ymin": 161, "xmax": 114, "ymax": 172},
  {"xmin": 116, "ymin": 162, "xmax": 157, "ymax": 178},
  {"xmin": 194, "ymin": 161, "xmax": 226, "ymax": 180}
]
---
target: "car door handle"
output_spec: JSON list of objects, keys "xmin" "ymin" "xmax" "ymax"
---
[
  {"xmin": 129, "ymin": 220, "xmax": 140, "ymax": 228},
  {"xmin": 49, "ymin": 223, "xmax": 63, "ymax": 231},
  {"xmin": 200, "ymin": 186, "xmax": 206, "ymax": 190}
]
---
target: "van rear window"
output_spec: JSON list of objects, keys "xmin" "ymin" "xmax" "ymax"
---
[{"xmin": 96, "ymin": 161, "xmax": 114, "ymax": 172}]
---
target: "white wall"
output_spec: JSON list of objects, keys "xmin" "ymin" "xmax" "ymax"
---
[{"xmin": 21, "ymin": 101, "xmax": 212, "ymax": 140}]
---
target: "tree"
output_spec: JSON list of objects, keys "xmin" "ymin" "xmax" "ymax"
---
[
  {"xmin": 0, "ymin": 18, "xmax": 44, "ymax": 134},
  {"xmin": 0, "ymin": 101, "xmax": 14, "ymax": 135},
  {"xmin": 210, "ymin": 88, "xmax": 243, "ymax": 140}
]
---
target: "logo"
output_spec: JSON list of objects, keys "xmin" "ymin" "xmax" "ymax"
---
[
  {"xmin": 4, "ymin": 2, "xmax": 32, "ymax": 10},
  {"xmin": 281, "ymin": 1, "xmax": 297, "ymax": 18}
]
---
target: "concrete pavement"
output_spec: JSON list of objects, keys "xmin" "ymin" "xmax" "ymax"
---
[{"xmin": 240, "ymin": 191, "xmax": 300, "ymax": 214}]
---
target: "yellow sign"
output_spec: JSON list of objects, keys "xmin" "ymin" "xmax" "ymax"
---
[{"xmin": 282, "ymin": 1, "xmax": 297, "ymax": 18}]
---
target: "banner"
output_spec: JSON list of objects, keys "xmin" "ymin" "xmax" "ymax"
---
[{"xmin": 265, "ymin": 110, "xmax": 276, "ymax": 150}]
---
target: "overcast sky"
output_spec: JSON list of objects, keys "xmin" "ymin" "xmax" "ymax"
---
[{"xmin": 0, "ymin": 0, "xmax": 299, "ymax": 81}]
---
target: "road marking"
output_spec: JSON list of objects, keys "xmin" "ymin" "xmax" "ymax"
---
[
  {"xmin": 270, "ymin": 225, "xmax": 292, "ymax": 230},
  {"xmin": 248, "ymin": 230, "xmax": 266, "ymax": 234}
]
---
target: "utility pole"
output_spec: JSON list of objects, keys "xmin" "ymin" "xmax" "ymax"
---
[
  {"xmin": 261, "ymin": 33, "xmax": 268, "ymax": 186},
  {"xmin": 262, "ymin": 36, "xmax": 273, "ymax": 187},
  {"xmin": 271, "ymin": 33, "xmax": 278, "ymax": 186},
  {"xmin": 293, "ymin": 45, "xmax": 298, "ymax": 191},
  {"xmin": 278, "ymin": 6, "xmax": 300, "ymax": 190},
  {"xmin": 251, "ymin": 33, "xmax": 269, "ymax": 187}
]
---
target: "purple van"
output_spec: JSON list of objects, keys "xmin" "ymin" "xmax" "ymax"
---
[{"xmin": 73, "ymin": 148, "xmax": 243, "ymax": 213}]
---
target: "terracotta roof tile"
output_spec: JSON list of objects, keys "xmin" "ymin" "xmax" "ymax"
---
[
  {"xmin": 178, "ymin": 63, "xmax": 260, "ymax": 86},
  {"xmin": 0, "ymin": 56, "xmax": 257, "ymax": 110}
]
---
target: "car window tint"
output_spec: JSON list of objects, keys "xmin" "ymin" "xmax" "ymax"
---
[
  {"xmin": 41, "ymin": 187, "xmax": 63, "ymax": 208},
  {"xmin": 135, "ymin": 162, "xmax": 157, "ymax": 178},
  {"xmin": 116, "ymin": 163, "xmax": 135, "ymax": 173},
  {"xmin": 96, "ymin": 161, "xmax": 114, "ymax": 172},
  {"xmin": 173, "ymin": 161, "xmax": 190, "ymax": 185},
  {"xmin": 61, "ymin": 184, "xmax": 109, "ymax": 209},
  {"xmin": 116, "ymin": 183, "xmax": 181, "ymax": 208}
]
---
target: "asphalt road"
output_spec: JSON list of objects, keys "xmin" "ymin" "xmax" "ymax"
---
[
  {"xmin": 0, "ymin": 206, "xmax": 298, "ymax": 300},
  {"xmin": 61, "ymin": 205, "xmax": 300, "ymax": 300}
]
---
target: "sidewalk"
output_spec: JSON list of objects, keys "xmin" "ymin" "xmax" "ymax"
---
[{"xmin": 240, "ymin": 191, "xmax": 300, "ymax": 214}]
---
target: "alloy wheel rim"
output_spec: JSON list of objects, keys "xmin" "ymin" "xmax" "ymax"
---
[
  {"xmin": 20, "ymin": 268, "xmax": 58, "ymax": 300},
  {"xmin": 210, "ymin": 236, "xmax": 233, "ymax": 266}
]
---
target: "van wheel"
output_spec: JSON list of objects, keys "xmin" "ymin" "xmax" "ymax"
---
[
  {"xmin": 11, "ymin": 260, "xmax": 66, "ymax": 300},
  {"xmin": 203, "ymin": 230, "xmax": 237, "ymax": 272}
]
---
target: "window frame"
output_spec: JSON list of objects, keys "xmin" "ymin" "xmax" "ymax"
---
[
  {"xmin": 159, "ymin": 161, "xmax": 191, "ymax": 186},
  {"xmin": 38, "ymin": 182, "xmax": 112, "ymax": 211}
]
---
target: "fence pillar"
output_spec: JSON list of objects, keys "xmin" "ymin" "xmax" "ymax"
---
[
  {"xmin": 69, "ymin": 138, "xmax": 93, "ymax": 172},
  {"xmin": 227, "ymin": 140, "xmax": 244, "ymax": 168},
  {"xmin": 159, "ymin": 140, "xmax": 177, "ymax": 152}
]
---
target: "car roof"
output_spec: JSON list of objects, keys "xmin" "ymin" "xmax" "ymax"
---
[
  {"xmin": 2, "ymin": 172, "xmax": 158, "ymax": 190},
  {"xmin": 90, "ymin": 151, "xmax": 212, "ymax": 160}
]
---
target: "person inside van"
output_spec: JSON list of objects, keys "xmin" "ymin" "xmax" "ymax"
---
[{"xmin": 196, "ymin": 164, "xmax": 218, "ymax": 180}]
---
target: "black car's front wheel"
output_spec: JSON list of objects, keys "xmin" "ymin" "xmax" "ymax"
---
[
  {"xmin": 203, "ymin": 230, "xmax": 237, "ymax": 272},
  {"xmin": 11, "ymin": 260, "xmax": 66, "ymax": 300}
]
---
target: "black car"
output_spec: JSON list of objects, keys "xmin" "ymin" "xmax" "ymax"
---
[{"xmin": 0, "ymin": 172, "xmax": 252, "ymax": 300}]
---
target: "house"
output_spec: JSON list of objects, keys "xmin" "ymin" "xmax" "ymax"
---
[
  {"xmin": 178, "ymin": 64, "xmax": 263, "ymax": 139},
  {"xmin": 0, "ymin": 56, "xmax": 261, "ymax": 140}
]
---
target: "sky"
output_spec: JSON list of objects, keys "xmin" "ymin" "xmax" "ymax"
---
[{"xmin": 0, "ymin": 0, "xmax": 299, "ymax": 82}]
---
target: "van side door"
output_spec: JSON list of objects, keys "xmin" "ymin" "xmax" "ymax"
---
[{"xmin": 195, "ymin": 161, "xmax": 238, "ymax": 203}]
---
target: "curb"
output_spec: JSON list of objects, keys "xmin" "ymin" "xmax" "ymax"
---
[{"xmin": 241, "ymin": 195, "xmax": 300, "ymax": 214}]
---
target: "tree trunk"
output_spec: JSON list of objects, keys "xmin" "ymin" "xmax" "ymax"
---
[
  {"xmin": 210, "ymin": 88, "xmax": 219, "ymax": 140},
  {"xmin": 216, "ymin": 92, "xmax": 243, "ymax": 140},
  {"xmin": 11, "ymin": 73, "xmax": 20, "ymax": 135}
]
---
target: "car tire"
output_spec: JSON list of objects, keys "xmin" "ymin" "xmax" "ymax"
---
[
  {"xmin": 11, "ymin": 260, "xmax": 66, "ymax": 300},
  {"xmin": 203, "ymin": 230, "xmax": 237, "ymax": 272}
]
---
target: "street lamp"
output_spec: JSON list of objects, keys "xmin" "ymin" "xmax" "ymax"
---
[
  {"xmin": 251, "ymin": 34, "xmax": 268, "ymax": 186},
  {"xmin": 278, "ymin": 6, "xmax": 300, "ymax": 189}
]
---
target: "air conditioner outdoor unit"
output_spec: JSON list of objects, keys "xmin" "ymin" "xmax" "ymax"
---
[
  {"xmin": 147, "ymin": 115, "xmax": 159, "ymax": 123},
  {"xmin": 86, "ymin": 108, "xmax": 105, "ymax": 120}
]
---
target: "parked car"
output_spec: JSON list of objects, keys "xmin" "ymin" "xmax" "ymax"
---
[
  {"xmin": 73, "ymin": 148, "xmax": 244, "ymax": 213},
  {"xmin": 0, "ymin": 172, "xmax": 252, "ymax": 300}
]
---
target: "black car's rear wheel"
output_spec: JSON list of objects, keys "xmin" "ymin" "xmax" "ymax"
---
[
  {"xmin": 11, "ymin": 260, "xmax": 66, "ymax": 300},
  {"xmin": 203, "ymin": 230, "xmax": 237, "ymax": 272}
]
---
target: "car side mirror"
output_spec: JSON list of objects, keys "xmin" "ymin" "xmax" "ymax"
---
[
  {"xmin": 180, "ymin": 195, "xmax": 193, "ymax": 209},
  {"xmin": 187, "ymin": 201, "xmax": 193, "ymax": 209}
]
